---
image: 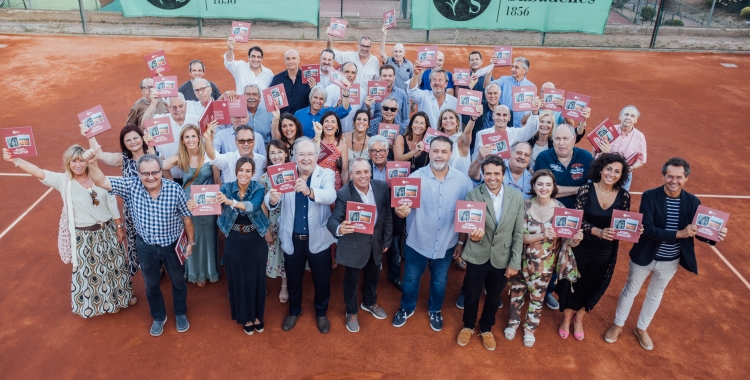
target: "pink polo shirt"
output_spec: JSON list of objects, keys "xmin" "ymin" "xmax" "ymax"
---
[{"xmin": 610, "ymin": 124, "xmax": 647, "ymax": 166}]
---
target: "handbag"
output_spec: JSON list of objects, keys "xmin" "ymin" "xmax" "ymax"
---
[
  {"xmin": 57, "ymin": 206, "xmax": 73, "ymax": 265},
  {"xmin": 556, "ymin": 240, "xmax": 580, "ymax": 285}
]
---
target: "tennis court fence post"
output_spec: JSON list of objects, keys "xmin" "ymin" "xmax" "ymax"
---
[
  {"xmin": 77, "ymin": 0, "xmax": 88, "ymax": 34},
  {"xmin": 649, "ymin": 0, "xmax": 666, "ymax": 48},
  {"xmin": 198, "ymin": 18, "xmax": 203, "ymax": 37}
]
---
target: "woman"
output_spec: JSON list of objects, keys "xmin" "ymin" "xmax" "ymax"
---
[
  {"xmin": 436, "ymin": 108, "xmax": 481, "ymax": 175},
  {"xmin": 271, "ymin": 110, "xmax": 304, "ymax": 152},
  {"xmin": 164, "ymin": 124, "xmax": 218, "ymax": 287},
  {"xmin": 344, "ymin": 109, "xmax": 371, "ymax": 162},
  {"xmin": 313, "ymin": 111, "xmax": 349, "ymax": 190},
  {"xmin": 393, "ymin": 111, "xmax": 431, "ymax": 171},
  {"xmin": 556, "ymin": 153, "xmax": 631, "ymax": 341},
  {"xmin": 259, "ymin": 140, "xmax": 291, "ymax": 303},
  {"xmin": 368, "ymin": 97, "xmax": 403, "ymax": 161},
  {"xmin": 595, "ymin": 105, "xmax": 647, "ymax": 190},
  {"xmin": 3, "ymin": 146, "xmax": 134, "ymax": 317},
  {"xmin": 527, "ymin": 111, "xmax": 585, "ymax": 169},
  {"xmin": 505, "ymin": 170, "xmax": 583, "ymax": 347}
]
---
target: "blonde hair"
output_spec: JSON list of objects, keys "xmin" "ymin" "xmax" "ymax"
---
[
  {"xmin": 437, "ymin": 109, "xmax": 461, "ymax": 135},
  {"xmin": 62, "ymin": 144, "xmax": 88, "ymax": 179},
  {"xmin": 536, "ymin": 110, "xmax": 558, "ymax": 141},
  {"xmin": 177, "ymin": 124, "xmax": 205, "ymax": 173}
]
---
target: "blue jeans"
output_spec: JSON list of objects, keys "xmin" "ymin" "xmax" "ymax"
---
[
  {"xmin": 622, "ymin": 172, "xmax": 633, "ymax": 191},
  {"xmin": 136, "ymin": 236, "xmax": 188, "ymax": 321},
  {"xmin": 400, "ymin": 244, "xmax": 454, "ymax": 313}
]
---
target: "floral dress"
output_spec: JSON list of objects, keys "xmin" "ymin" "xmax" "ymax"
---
[
  {"xmin": 318, "ymin": 141, "xmax": 343, "ymax": 191},
  {"xmin": 260, "ymin": 173, "xmax": 285, "ymax": 279}
]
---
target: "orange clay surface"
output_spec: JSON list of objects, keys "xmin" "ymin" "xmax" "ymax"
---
[{"xmin": 0, "ymin": 34, "xmax": 749, "ymax": 378}]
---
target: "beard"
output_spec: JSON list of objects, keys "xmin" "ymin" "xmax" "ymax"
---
[{"xmin": 431, "ymin": 161, "xmax": 447, "ymax": 171}]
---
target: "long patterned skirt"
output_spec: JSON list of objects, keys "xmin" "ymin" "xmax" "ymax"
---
[{"xmin": 123, "ymin": 204, "xmax": 139, "ymax": 276}]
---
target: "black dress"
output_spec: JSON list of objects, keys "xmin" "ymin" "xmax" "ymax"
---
[
  {"xmin": 556, "ymin": 183, "xmax": 631, "ymax": 312},
  {"xmin": 224, "ymin": 214, "xmax": 268, "ymax": 325}
]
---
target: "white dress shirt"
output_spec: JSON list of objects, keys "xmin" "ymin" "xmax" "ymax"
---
[
  {"xmin": 324, "ymin": 83, "xmax": 367, "ymax": 133},
  {"xmin": 224, "ymin": 57, "xmax": 274, "ymax": 92},
  {"xmin": 332, "ymin": 49, "xmax": 381, "ymax": 83},
  {"xmin": 185, "ymin": 100, "xmax": 207, "ymax": 120},
  {"xmin": 210, "ymin": 151, "xmax": 267, "ymax": 183},
  {"xmin": 406, "ymin": 85, "xmax": 458, "ymax": 128},
  {"xmin": 488, "ymin": 185, "xmax": 504, "ymax": 225},
  {"xmin": 472, "ymin": 114, "xmax": 539, "ymax": 161}
]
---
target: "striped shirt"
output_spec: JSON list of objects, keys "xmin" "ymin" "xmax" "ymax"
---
[{"xmin": 656, "ymin": 196, "xmax": 681, "ymax": 261}]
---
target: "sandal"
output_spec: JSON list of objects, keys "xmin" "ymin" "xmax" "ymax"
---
[
  {"xmin": 279, "ymin": 285, "xmax": 289, "ymax": 303},
  {"xmin": 523, "ymin": 330, "xmax": 536, "ymax": 348},
  {"xmin": 559, "ymin": 315, "xmax": 572, "ymax": 339},
  {"xmin": 573, "ymin": 315, "xmax": 585, "ymax": 341},
  {"xmin": 503, "ymin": 325, "xmax": 518, "ymax": 341},
  {"xmin": 455, "ymin": 258, "xmax": 467, "ymax": 271},
  {"xmin": 128, "ymin": 296, "xmax": 138, "ymax": 306},
  {"xmin": 197, "ymin": 281, "xmax": 206, "ymax": 288}
]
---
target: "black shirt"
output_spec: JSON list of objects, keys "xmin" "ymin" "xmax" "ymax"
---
[{"xmin": 269, "ymin": 69, "xmax": 311, "ymax": 115}]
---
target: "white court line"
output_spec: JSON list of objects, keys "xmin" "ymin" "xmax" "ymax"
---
[
  {"xmin": 0, "ymin": 187, "xmax": 53, "ymax": 240},
  {"xmin": 626, "ymin": 192, "xmax": 750, "ymax": 199},
  {"xmin": 0, "ymin": 173, "xmax": 32, "ymax": 176},
  {"xmin": 710, "ymin": 246, "xmax": 750, "ymax": 291}
]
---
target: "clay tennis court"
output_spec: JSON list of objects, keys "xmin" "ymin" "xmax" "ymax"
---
[{"xmin": 0, "ymin": 34, "xmax": 748, "ymax": 378}]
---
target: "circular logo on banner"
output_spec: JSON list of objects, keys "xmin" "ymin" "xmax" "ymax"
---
[
  {"xmin": 148, "ymin": 0, "xmax": 190, "ymax": 10},
  {"xmin": 433, "ymin": 0, "xmax": 492, "ymax": 21}
]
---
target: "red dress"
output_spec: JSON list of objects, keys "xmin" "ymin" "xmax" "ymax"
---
[{"xmin": 319, "ymin": 141, "xmax": 343, "ymax": 191}]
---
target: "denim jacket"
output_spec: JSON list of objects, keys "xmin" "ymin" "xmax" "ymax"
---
[{"xmin": 218, "ymin": 181, "xmax": 269, "ymax": 237}]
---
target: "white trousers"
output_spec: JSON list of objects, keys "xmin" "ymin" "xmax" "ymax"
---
[{"xmin": 614, "ymin": 259, "xmax": 680, "ymax": 330}]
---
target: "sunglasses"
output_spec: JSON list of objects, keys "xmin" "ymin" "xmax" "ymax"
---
[
  {"xmin": 382, "ymin": 106, "xmax": 398, "ymax": 112},
  {"xmin": 88, "ymin": 188, "xmax": 99, "ymax": 206},
  {"xmin": 236, "ymin": 139, "xmax": 255, "ymax": 145}
]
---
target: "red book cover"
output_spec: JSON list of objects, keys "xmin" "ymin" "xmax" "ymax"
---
[
  {"xmin": 610, "ymin": 210, "xmax": 643, "ymax": 243},
  {"xmin": 153, "ymin": 76, "xmax": 179, "ymax": 97},
  {"xmin": 346, "ymin": 201, "xmax": 377, "ymax": 235},
  {"xmin": 552, "ymin": 207, "xmax": 584, "ymax": 239},
  {"xmin": 453, "ymin": 68, "xmax": 471, "ymax": 86},
  {"xmin": 493, "ymin": 46, "xmax": 513, "ymax": 67},
  {"xmin": 191, "ymin": 185, "xmax": 222, "ymax": 216},
  {"xmin": 77, "ymin": 105, "xmax": 112, "ymax": 138},
  {"xmin": 175, "ymin": 229, "xmax": 188, "ymax": 265},
  {"xmin": 383, "ymin": 9, "xmax": 396, "ymax": 30},
  {"xmin": 511, "ymin": 85, "xmax": 538, "ymax": 112},
  {"xmin": 455, "ymin": 200, "xmax": 487, "ymax": 233},
  {"xmin": 228, "ymin": 95, "xmax": 248, "ymax": 117},
  {"xmin": 385, "ymin": 161, "xmax": 410, "ymax": 187},
  {"xmin": 230, "ymin": 21, "xmax": 251, "ymax": 43},
  {"xmin": 329, "ymin": 18, "xmax": 348, "ymax": 38},
  {"xmin": 267, "ymin": 162, "xmax": 298, "ymax": 194},
  {"xmin": 391, "ymin": 177, "xmax": 421, "ymax": 208},
  {"xmin": 2, "ymin": 127, "xmax": 37, "ymax": 158},
  {"xmin": 301, "ymin": 64, "xmax": 320, "ymax": 84},
  {"xmin": 542, "ymin": 88, "xmax": 565, "ymax": 112},
  {"xmin": 626, "ymin": 151, "xmax": 641, "ymax": 167},
  {"xmin": 480, "ymin": 130, "xmax": 511, "ymax": 159},
  {"xmin": 378, "ymin": 123, "xmax": 400, "ymax": 145},
  {"xmin": 693, "ymin": 206, "xmax": 729, "ymax": 242},
  {"xmin": 587, "ymin": 118, "xmax": 620, "ymax": 153},
  {"xmin": 345, "ymin": 84, "xmax": 361, "ymax": 105},
  {"xmin": 328, "ymin": 68, "xmax": 350, "ymax": 90},
  {"xmin": 142, "ymin": 116, "xmax": 174, "ymax": 147},
  {"xmin": 562, "ymin": 92, "xmax": 591, "ymax": 122},
  {"xmin": 198, "ymin": 101, "xmax": 214, "ymax": 135},
  {"xmin": 422, "ymin": 128, "xmax": 449, "ymax": 152},
  {"xmin": 143, "ymin": 50, "xmax": 170, "ymax": 76},
  {"xmin": 367, "ymin": 81, "xmax": 390, "ymax": 102},
  {"xmin": 262, "ymin": 84, "xmax": 289, "ymax": 111},
  {"xmin": 416, "ymin": 46, "xmax": 438, "ymax": 68},
  {"xmin": 198, "ymin": 101, "xmax": 231, "ymax": 134},
  {"xmin": 318, "ymin": 143, "xmax": 335, "ymax": 164},
  {"xmin": 456, "ymin": 88, "xmax": 483, "ymax": 117}
]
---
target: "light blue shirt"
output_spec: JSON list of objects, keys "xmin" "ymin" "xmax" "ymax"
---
[
  {"xmin": 405, "ymin": 166, "xmax": 474, "ymax": 260},
  {"xmin": 407, "ymin": 85, "xmax": 458, "ymax": 128},
  {"xmin": 213, "ymin": 127, "xmax": 266, "ymax": 158},
  {"xmin": 492, "ymin": 75, "xmax": 535, "ymax": 128},
  {"xmin": 371, "ymin": 86, "xmax": 411, "ymax": 128},
  {"xmin": 247, "ymin": 102, "xmax": 274, "ymax": 143},
  {"xmin": 294, "ymin": 105, "xmax": 351, "ymax": 138},
  {"xmin": 502, "ymin": 159, "xmax": 533, "ymax": 200}
]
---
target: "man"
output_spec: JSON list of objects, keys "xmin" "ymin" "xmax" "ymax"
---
[
  {"xmin": 143, "ymin": 93, "xmax": 199, "ymax": 182},
  {"xmin": 469, "ymin": 83, "xmax": 502, "ymax": 156},
  {"xmin": 460, "ymin": 51, "xmax": 490, "ymax": 95},
  {"xmin": 242, "ymin": 84, "xmax": 274, "ymax": 142},
  {"xmin": 224, "ymin": 41, "xmax": 274, "ymax": 92},
  {"xmin": 327, "ymin": 32, "xmax": 381, "ymax": 83},
  {"xmin": 487, "ymin": 57, "xmax": 535, "ymax": 128},
  {"xmin": 295, "ymin": 84, "xmax": 350, "ymax": 138},
  {"xmin": 327, "ymin": 158, "xmax": 393, "ymax": 332},
  {"xmin": 184, "ymin": 78, "xmax": 214, "ymax": 119},
  {"xmin": 205, "ymin": 125, "xmax": 267, "ymax": 183},
  {"xmin": 127, "ymin": 78, "xmax": 168, "ymax": 127},
  {"xmin": 378, "ymin": 25, "xmax": 413, "ymax": 92},
  {"xmin": 456, "ymin": 155, "xmax": 524, "ymax": 351},
  {"xmin": 502, "ymin": 142, "xmax": 533, "ymax": 198},
  {"xmin": 392, "ymin": 136, "xmax": 474, "ymax": 331},
  {"xmin": 86, "ymin": 152, "xmax": 194, "ymax": 337},
  {"xmin": 269, "ymin": 49, "xmax": 311, "ymax": 115},
  {"xmin": 533, "ymin": 124, "xmax": 593, "ymax": 209},
  {"xmin": 368, "ymin": 135, "xmax": 389, "ymax": 181},
  {"xmin": 266, "ymin": 138, "xmax": 337, "ymax": 334},
  {"xmin": 307, "ymin": 49, "xmax": 335, "ymax": 89},
  {"xmin": 178, "ymin": 60, "xmax": 221, "ymax": 102},
  {"xmin": 419, "ymin": 51, "xmax": 454, "ymax": 96},
  {"xmin": 471, "ymin": 104, "xmax": 540, "ymax": 162},
  {"xmin": 604, "ymin": 158, "xmax": 728, "ymax": 351},
  {"xmin": 213, "ymin": 103, "xmax": 266, "ymax": 158},
  {"xmin": 371, "ymin": 64, "xmax": 410, "ymax": 128},
  {"xmin": 323, "ymin": 62, "xmax": 370, "ymax": 133},
  {"xmin": 407, "ymin": 67, "xmax": 457, "ymax": 128}
]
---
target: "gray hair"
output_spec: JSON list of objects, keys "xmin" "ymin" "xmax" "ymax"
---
[
  {"xmin": 140, "ymin": 77, "xmax": 153, "ymax": 88},
  {"xmin": 166, "ymin": 92, "xmax": 186, "ymax": 105},
  {"xmin": 348, "ymin": 157, "xmax": 371, "ymax": 172},
  {"xmin": 192, "ymin": 77, "xmax": 209, "ymax": 88},
  {"xmin": 514, "ymin": 57, "xmax": 530, "ymax": 71},
  {"xmin": 552, "ymin": 123, "xmax": 576, "ymax": 139},
  {"xmin": 380, "ymin": 97, "xmax": 398, "ymax": 109},
  {"xmin": 292, "ymin": 137, "xmax": 318, "ymax": 156},
  {"xmin": 309, "ymin": 84, "xmax": 327, "ymax": 103},
  {"xmin": 485, "ymin": 82, "xmax": 500, "ymax": 93},
  {"xmin": 284, "ymin": 49, "xmax": 299, "ymax": 59},
  {"xmin": 341, "ymin": 61, "xmax": 358, "ymax": 74},
  {"xmin": 619, "ymin": 105, "xmax": 641, "ymax": 118},
  {"xmin": 136, "ymin": 154, "xmax": 163, "ymax": 171},
  {"xmin": 511, "ymin": 141, "xmax": 532, "ymax": 153},
  {"xmin": 243, "ymin": 84, "xmax": 261, "ymax": 94},
  {"xmin": 429, "ymin": 69, "xmax": 448, "ymax": 82},
  {"xmin": 368, "ymin": 134, "xmax": 389, "ymax": 150}
]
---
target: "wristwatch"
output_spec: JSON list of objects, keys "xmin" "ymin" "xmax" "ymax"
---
[
  {"xmin": 457, "ymin": 241, "xmax": 466, "ymax": 246},
  {"xmin": 116, "ymin": 223, "xmax": 124, "ymax": 229},
  {"xmin": 189, "ymin": 241, "xmax": 196, "ymax": 246},
  {"xmin": 231, "ymin": 200, "xmax": 238, "ymax": 208}
]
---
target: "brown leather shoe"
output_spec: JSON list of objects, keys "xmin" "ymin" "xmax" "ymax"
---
[
  {"xmin": 457, "ymin": 328, "xmax": 473, "ymax": 346},
  {"xmin": 479, "ymin": 331, "xmax": 496, "ymax": 351},
  {"xmin": 604, "ymin": 325, "xmax": 622, "ymax": 343},
  {"xmin": 634, "ymin": 328, "xmax": 653, "ymax": 351}
]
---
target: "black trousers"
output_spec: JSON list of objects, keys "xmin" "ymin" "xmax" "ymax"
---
[
  {"xmin": 343, "ymin": 252, "xmax": 380, "ymax": 315},
  {"xmin": 284, "ymin": 236, "xmax": 332, "ymax": 317},
  {"xmin": 462, "ymin": 260, "xmax": 508, "ymax": 333},
  {"xmin": 386, "ymin": 211, "xmax": 405, "ymax": 283}
]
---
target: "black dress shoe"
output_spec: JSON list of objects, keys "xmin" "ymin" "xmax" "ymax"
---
[
  {"xmin": 317, "ymin": 316, "xmax": 330, "ymax": 334},
  {"xmin": 282, "ymin": 312, "xmax": 301, "ymax": 331},
  {"xmin": 390, "ymin": 279, "xmax": 403, "ymax": 292}
]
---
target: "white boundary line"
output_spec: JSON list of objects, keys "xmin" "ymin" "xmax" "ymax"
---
[
  {"xmin": 0, "ymin": 188, "xmax": 53, "ymax": 240},
  {"xmin": 619, "ymin": 192, "xmax": 750, "ymax": 199},
  {"xmin": 0, "ymin": 173, "xmax": 32, "ymax": 176},
  {"xmin": 710, "ymin": 246, "xmax": 750, "ymax": 291}
]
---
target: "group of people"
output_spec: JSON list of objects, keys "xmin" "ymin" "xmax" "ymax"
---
[{"xmin": 2, "ymin": 26, "xmax": 727, "ymax": 351}]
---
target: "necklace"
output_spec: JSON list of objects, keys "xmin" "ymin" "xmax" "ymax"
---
[
  {"xmin": 74, "ymin": 176, "xmax": 93, "ymax": 189},
  {"xmin": 352, "ymin": 133, "xmax": 368, "ymax": 158},
  {"xmin": 595, "ymin": 182, "xmax": 615, "ymax": 195}
]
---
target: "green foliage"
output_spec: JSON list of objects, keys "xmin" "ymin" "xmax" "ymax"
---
[
  {"xmin": 662, "ymin": 18, "xmax": 685, "ymax": 25},
  {"xmin": 640, "ymin": 6, "xmax": 657, "ymax": 21},
  {"xmin": 613, "ymin": 0, "xmax": 630, "ymax": 8},
  {"xmin": 741, "ymin": 6, "xmax": 750, "ymax": 19}
]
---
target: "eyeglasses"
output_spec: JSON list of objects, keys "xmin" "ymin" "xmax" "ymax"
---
[
  {"xmin": 141, "ymin": 86, "xmax": 153, "ymax": 90},
  {"xmin": 236, "ymin": 139, "xmax": 255, "ymax": 145},
  {"xmin": 194, "ymin": 86, "xmax": 210, "ymax": 94},
  {"xmin": 382, "ymin": 106, "xmax": 398, "ymax": 112},
  {"xmin": 88, "ymin": 188, "xmax": 99, "ymax": 206},
  {"xmin": 139, "ymin": 171, "xmax": 162, "ymax": 178},
  {"xmin": 369, "ymin": 149, "xmax": 387, "ymax": 155},
  {"xmin": 169, "ymin": 105, "xmax": 185, "ymax": 111},
  {"xmin": 360, "ymin": 44, "xmax": 371, "ymax": 49}
]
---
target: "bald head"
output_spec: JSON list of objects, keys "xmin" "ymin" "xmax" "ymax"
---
[
  {"xmin": 392, "ymin": 43, "xmax": 405, "ymax": 62},
  {"xmin": 284, "ymin": 49, "xmax": 300, "ymax": 72},
  {"xmin": 436, "ymin": 51, "xmax": 445, "ymax": 69},
  {"xmin": 541, "ymin": 82, "xmax": 555, "ymax": 90}
]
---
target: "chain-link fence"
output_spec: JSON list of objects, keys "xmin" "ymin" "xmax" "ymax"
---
[{"xmin": 1, "ymin": 0, "xmax": 748, "ymax": 50}]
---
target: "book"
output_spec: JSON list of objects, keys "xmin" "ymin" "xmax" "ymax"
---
[
  {"xmin": 416, "ymin": 45, "xmax": 438, "ymax": 68},
  {"xmin": 367, "ymin": 81, "xmax": 390, "ymax": 102},
  {"xmin": 143, "ymin": 50, "xmax": 170, "ymax": 76},
  {"xmin": 230, "ymin": 21, "xmax": 251, "ymax": 43},
  {"xmin": 301, "ymin": 64, "xmax": 320, "ymax": 84},
  {"xmin": 329, "ymin": 18, "xmax": 348, "ymax": 38},
  {"xmin": 455, "ymin": 200, "xmax": 487, "ymax": 233},
  {"xmin": 421, "ymin": 128, "xmax": 449, "ymax": 152},
  {"xmin": 493, "ymin": 46, "xmax": 513, "ymax": 67},
  {"xmin": 77, "ymin": 105, "xmax": 112, "ymax": 138},
  {"xmin": 552, "ymin": 207, "xmax": 584, "ymax": 238},
  {"xmin": 198, "ymin": 100, "xmax": 231, "ymax": 134},
  {"xmin": 345, "ymin": 84, "xmax": 361, "ymax": 105},
  {"xmin": 267, "ymin": 162, "xmax": 298, "ymax": 194},
  {"xmin": 480, "ymin": 130, "xmax": 511, "ymax": 159},
  {"xmin": 153, "ymin": 76, "xmax": 179, "ymax": 97},
  {"xmin": 391, "ymin": 178, "xmax": 421, "ymax": 208},
  {"xmin": 610, "ymin": 210, "xmax": 643, "ymax": 243},
  {"xmin": 456, "ymin": 88, "xmax": 483, "ymax": 117},
  {"xmin": 385, "ymin": 161, "xmax": 410, "ymax": 187},
  {"xmin": 262, "ymin": 84, "xmax": 289, "ymax": 111},
  {"xmin": 383, "ymin": 9, "xmax": 396, "ymax": 30},
  {"xmin": 228, "ymin": 95, "xmax": 248, "ymax": 117},
  {"xmin": 378, "ymin": 123, "xmax": 400, "ymax": 146},
  {"xmin": 453, "ymin": 68, "xmax": 471, "ymax": 86},
  {"xmin": 191, "ymin": 185, "xmax": 222, "ymax": 216},
  {"xmin": 328, "ymin": 67, "xmax": 350, "ymax": 90},
  {"xmin": 1, "ymin": 127, "xmax": 37, "ymax": 158},
  {"xmin": 693, "ymin": 205, "xmax": 729, "ymax": 242},
  {"xmin": 318, "ymin": 142, "xmax": 335, "ymax": 164},
  {"xmin": 346, "ymin": 201, "xmax": 377, "ymax": 235},
  {"xmin": 587, "ymin": 118, "xmax": 620, "ymax": 153},
  {"xmin": 542, "ymin": 88, "xmax": 566, "ymax": 112},
  {"xmin": 175, "ymin": 229, "xmax": 188, "ymax": 265},
  {"xmin": 142, "ymin": 116, "xmax": 174, "ymax": 147},
  {"xmin": 562, "ymin": 92, "xmax": 591, "ymax": 122},
  {"xmin": 626, "ymin": 151, "xmax": 641, "ymax": 167},
  {"xmin": 511, "ymin": 85, "xmax": 538, "ymax": 112}
]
